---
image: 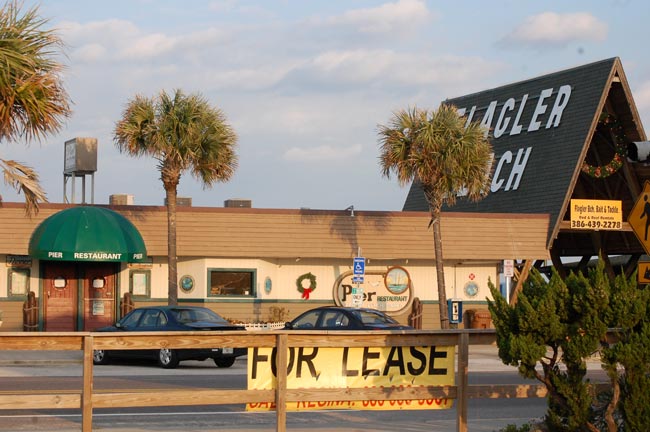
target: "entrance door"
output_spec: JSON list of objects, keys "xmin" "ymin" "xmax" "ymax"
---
[
  {"xmin": 83, "ymin": 263, "xmax": 117, "ymax": 331},
  {"xmin": 43, "ymin": 263, "xmax": 78, "ymax": 331}
]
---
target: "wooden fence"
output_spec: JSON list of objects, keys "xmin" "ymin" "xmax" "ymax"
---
[{"xmin": 0, "ymin": 329, "xmax": 553, "ymax": 432}]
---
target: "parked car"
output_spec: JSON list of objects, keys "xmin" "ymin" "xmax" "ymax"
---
[
  {"xmin": 93, "ymin": 306, "xmax": 246, "ymax": 369},
  {"xmin": 284, "ymin": 306, "xmax": 413, "ymax": 330}
]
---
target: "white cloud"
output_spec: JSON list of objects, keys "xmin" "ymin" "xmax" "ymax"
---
[
  {"xmin": 120, "ymin": 33, "xmax": 177, "ymax": 59},
  {"xmin": 500, "ymin": 12, "xmax": 607, "ymax": 49},
  {"xmin": 313, "ymin": 0, "xmax": 432, "ymax": 35},
  {"xmin": 60, "ymin": 19, "xmax": 230, "ymax": 65},
  {"xmin": 59, "ymin": 19, "xmax": 140, "ymax": 47},
  {"xmin": 294, "ymin": 49, "xmax": 503, "ymax": 89},
  {"xmin": 284, "ymin": 143, "xmax": 362, "ymax": 162},
  {"xmin": 634, "ymin": 81, "xmax": 650, "ymax": 129},
  {"xmin": 208, "ymin": 0, "xmax": 239, "ymax": 13},
  {"xmin": 635, "ymin": 81, "xmax": 650, "ymax": 111},
  {"xmin": 72, "ymin": 43, "xmax": 107, "ymax": 62}
]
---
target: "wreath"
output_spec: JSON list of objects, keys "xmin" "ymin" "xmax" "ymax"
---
[
  {"xmin": 296, "ymin": 272, "xmax": 317, "ymax": 299},
  {"xmin": 581, "ymin": 113, "xmax": 628, "ymax": 179}
]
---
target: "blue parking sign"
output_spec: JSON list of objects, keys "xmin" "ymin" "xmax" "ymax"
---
[{"xmin": 353, "ymin": 257, "xmax": 365, "ymax": 275}]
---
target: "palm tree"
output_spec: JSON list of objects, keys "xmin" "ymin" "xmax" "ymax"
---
[
  {"xmin": 0, "ymin": 1, "xmax": 71, "ymax": 214},
  {"xmin": 114, "ymin": 89, "xmax": 238, "ymax": 305},
  {"xmin": 378, "ymin": 104, "xmax": 492, "ymax": 329}
]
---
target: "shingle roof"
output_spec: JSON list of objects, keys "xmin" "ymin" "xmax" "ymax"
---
[{"xmin": 403, "ymin": 57, "xmax": 647, "ymax": 253}]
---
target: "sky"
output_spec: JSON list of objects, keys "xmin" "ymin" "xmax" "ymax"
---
[{"xmin": 3, "ymin": 0, "xmax": 650, "ymax": 212}]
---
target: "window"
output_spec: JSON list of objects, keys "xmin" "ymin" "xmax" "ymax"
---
[
  {"xmin": 139, "ymin": 309, "xmax": 164, "ymax": 328},
  {"xmin": 8, "ymin": 268, "xmax": 29, "ymax": 297},
  {"xmin": 322, "ymin": 311, "xmax": 349, "ymax": 328},
  {"xmin": 292, "ymin": 310, "xmax": 321, "ymax": 329},
  {"xmin": 120, "ymin": 309, "xmax": 144, "ymax": 328},
  {"xmin": 129, "ymin": 270, "xmax": 150, "ymax": 298},
  {"xmin": 208, "ymin": 269, "xmax": 255, "ymax": 297}
]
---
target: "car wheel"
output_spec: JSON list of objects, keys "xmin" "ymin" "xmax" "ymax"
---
[
  {"xmin": 93, "ymin": 350, "xmax": 110, "ymax": 365},
  {"xmin": 157, "ymin": 348, "xmax": 179, "ymax": 369},
  {"xmin": 214, "ymin": 357, "xmax": 236, "ymax": 368}
]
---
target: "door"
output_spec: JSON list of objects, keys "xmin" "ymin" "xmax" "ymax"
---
[
  {"xmin": 83, "ymin": 263, "xmax": 117, "ymax": 330},
  {"xmin": 43, "ymin": 263, "xmax": 78, "ymax": 331}
]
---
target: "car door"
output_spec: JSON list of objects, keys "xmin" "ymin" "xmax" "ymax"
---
[
  {"xmin": 320, "ymin": 310, "xmax": 350, "ymax": 329},
  {"xmin": 291, "ymin": 310, "xmax": 322, "ymax": 329},
  {"xmin": 114, "ymin": 308, "xmax": 147, "ymax": 359},
  {"xmin": 130, "ymin": 308, "xmax": 168, "ymax": 359}
]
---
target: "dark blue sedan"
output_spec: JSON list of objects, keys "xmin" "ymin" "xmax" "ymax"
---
[
  {"xmin": 284, "ymin": 306, "xmax": 413, "ymax": 330},
  {"xmin": 93, "ymin": 306, "xmax": 246, "ymax": 369}
]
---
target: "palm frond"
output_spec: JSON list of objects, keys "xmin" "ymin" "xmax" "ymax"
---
[
  {"xmin": 0, "ymin": 0, "xmax": 71, "ymax": 143},
  {"xmin": 1, "ymin": 158, "xmax": 47, "ymax": 215}
]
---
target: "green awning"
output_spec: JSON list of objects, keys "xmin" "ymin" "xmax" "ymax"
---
[{"xmin": 28, "ymin": 206, "xmax": 148, "ymax": 263}]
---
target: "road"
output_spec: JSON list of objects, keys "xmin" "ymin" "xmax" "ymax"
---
[{"xmin": 0, "ymin": 348, "xmax": 606, "ymax": 432}]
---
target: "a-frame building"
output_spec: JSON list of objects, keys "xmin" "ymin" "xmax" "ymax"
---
[{"xmin": 403, "ymin": 57, "xmax": 648, "ymax": 292}]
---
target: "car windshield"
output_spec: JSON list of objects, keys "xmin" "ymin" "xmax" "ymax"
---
[
  {"xmin": 169, "ymin": 308, "xmax": 228, "ymax": 324},
  {"xmin": 353, "ymin": 310, "xmax": 398, "ymax": 325}
]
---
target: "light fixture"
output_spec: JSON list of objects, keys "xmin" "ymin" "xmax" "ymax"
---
[{"xmin": 345, "ymin": 205, "xmax": 355, "ymax": 217}]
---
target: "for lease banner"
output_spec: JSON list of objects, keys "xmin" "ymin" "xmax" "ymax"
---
[{"xmin": 246, "ymin": 345, "xmax": 455, "ymax": 411}]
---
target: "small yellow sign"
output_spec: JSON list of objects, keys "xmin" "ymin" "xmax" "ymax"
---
[
  {"xmin": 570, "ymin": 199, "xmax": 622, "ymax": 230},
  {"xmin": 629, "ymin": 181, "xmax": 650, "ymax": 255}
]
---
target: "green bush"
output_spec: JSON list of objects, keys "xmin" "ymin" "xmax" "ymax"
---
[
  {"xmin": 489, "ymin": 259, "xmax": 650, "ymax": 431},
  {"xmin": 498, "ymin": 423, "xmax": 532, "ymax": 432}
]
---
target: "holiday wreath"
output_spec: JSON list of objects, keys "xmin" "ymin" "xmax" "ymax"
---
[
  {"xmin": 296, "ymin": 272, "xmax": 316, "ymax": 299},
  {"xmin": 581, "ymin": 113, "xmax": 628, "ymax": 179}
]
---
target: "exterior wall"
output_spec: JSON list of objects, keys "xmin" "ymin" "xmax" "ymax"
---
[
  {"xmin": 0, "ymin": 204, "xmax": 551, "ymax": 261},
  {"xmin": 1, "ymin": 250, "xmax": 498, "ymax": 330},
  {"xmin": 119, "ymin": 256, "xmax": 497, "ymax": 329},
  {"xmin": 0, "ymin": 301, "xmax": 24, "ymax": 331},
  {"xmin": 0, "ymin": 203, "xmax": 536, "ymax": 331},
  {"xmin": 1, "ymin": 254, "xmax": 40, "ymax": 331}
]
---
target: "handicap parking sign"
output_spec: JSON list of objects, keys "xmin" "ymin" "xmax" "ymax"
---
[{"xmin": 353, "ymin": 257, "xmax": 365, "ymax": 275}]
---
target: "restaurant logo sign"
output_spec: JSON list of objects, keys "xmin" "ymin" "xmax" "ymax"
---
[
  {"xmin": 43, "ymin": 251, "xmax": 145, "ymax": 262},
  {"xmin": 333, "ymin": 267, "xmax": 413, "ymax": 313}
]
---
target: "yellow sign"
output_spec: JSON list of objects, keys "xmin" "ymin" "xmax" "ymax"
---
[
  {"xmin": 246, "ymin": 345, "xmax": 455, "ymax": 411},
  {"xmin": 638, "ymin": 262, "xmax": 650, "ymax": 284},
  {"xmin": 628, "ymin": 181, "xmax": 650, "ymax": 255},
  {"xmin": 570, "ymin": 199, "xmax": 622, "ymax": 230}
]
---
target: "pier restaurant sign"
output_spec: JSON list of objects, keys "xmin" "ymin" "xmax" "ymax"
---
[{"xmin": 333, "ymin": 267, "xmax": 414, "ymax": 314}]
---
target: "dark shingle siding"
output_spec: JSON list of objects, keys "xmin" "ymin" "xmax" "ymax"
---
[{"xmin": 403, "ymin": 58, "xmax": 616, "ymax": 234}]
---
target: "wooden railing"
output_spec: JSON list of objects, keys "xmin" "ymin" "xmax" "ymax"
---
[{"xmin": 0, "ymin": 330, "xmax": 552, "ymax": 432}]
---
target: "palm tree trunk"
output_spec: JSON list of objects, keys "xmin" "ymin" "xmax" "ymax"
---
[
  {"xmin": 165, "ymin": 186, "xmax": 178, "ymax": 306},
  {"xmin": 431, "ymin": 207, "xmax": 449, "ymax": 329}
]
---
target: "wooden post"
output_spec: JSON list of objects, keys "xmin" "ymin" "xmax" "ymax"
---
[
  {"xmin": 82, "ymin": 335, "xmax": 94, "ymax": 432},
  {"xmin": 510, "ymin": 259, "xmax": 533, "ymax": 304},
  {"xmin": 456, "ymin": 332, "xmax": 469, "ymax": 432},
  {"xmin": 275, "ymin": 333, "xmax": 288, "ymax": 432}
]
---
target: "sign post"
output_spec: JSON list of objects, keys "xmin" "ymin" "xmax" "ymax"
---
[
  {"xmin": 352, "ymin": 256, "xmax": 365, "ymax": 308},
  {"xmin": 503, "ymin": 259, "xmax": 514, "ymax": 303}
]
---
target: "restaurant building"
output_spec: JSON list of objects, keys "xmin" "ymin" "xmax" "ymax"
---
[{"xmin": 0, "ymin": 57, "xmax": 646, "ymax": 331}]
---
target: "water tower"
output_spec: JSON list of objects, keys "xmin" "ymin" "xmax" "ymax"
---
[{"xmin": 63, "ymin": 137, "xmax": 97, "ymax": 204}]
